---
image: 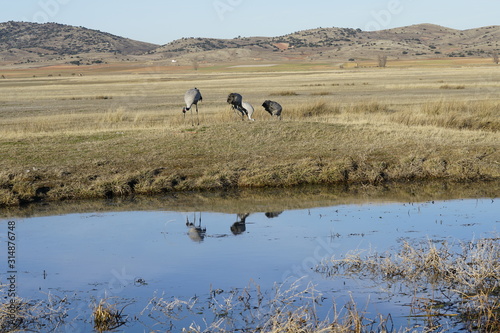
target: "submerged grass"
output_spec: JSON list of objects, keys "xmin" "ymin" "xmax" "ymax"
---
[
  {"xmin": 0, "ymin": 279, "xmax": 423, "ymax": 332},
  {"xmin": 92, "ymin": 298, "xmax": 127, "ymax": 332},
  {"xmin": 0, "ymin": 294, "xmax": 69, "ymax": 332},
  {"xmin": 4, "ymin": 237, "xmax": 498, "ymax": 332},
  {"xmin": 316, "ymin": 237, "xmax": 500, "ymax": 332}
]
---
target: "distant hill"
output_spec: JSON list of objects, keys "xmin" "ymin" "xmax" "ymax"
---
[
  {"xmin": 0, "ymin": 21, "xmax": 158, "ymax": 65},
  {"xmin": 154, "ymin": 23, "xmax": 500, "ymax": 63},
  {"xmin": 1, "ymin": 21, "xmax": 499, "ymax": 66}
]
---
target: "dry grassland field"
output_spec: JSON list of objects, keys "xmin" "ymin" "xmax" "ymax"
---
[{"xmin": 0, "ymin": 60, "xmax": 499, "ymax": 206}]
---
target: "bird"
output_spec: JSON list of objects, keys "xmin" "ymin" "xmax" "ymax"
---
[
  {"xmin": 231, "ymin": 213, "xmax": 249, "ymax": 235},
  {"xmin": 182, "ymin": 88, "xmax": 202, "ymax": 125},
  {"xmin": 227, "ymin": 93, "xmax": 249, "ymax": 119},
  {"xmin": 265, "ymin": 211, "xmax": 283, "ymax": 218},
  {"xmin": 186, "ymin": 213, "xmax": 206, "ymax": 243},
  {"xmin": 241, "ymin": 102, "xmax": 255, "ymax": 121},
  {"xmin": 262, "ymin": 100, "xmax": 282, "ymax": 120}
]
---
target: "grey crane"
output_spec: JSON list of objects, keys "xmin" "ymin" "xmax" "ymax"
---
[
  {"xmin": 183, "ymin": 88, "xmax": 202, "ymax": 125},
  {"xmin": 227, "ymin": 93, "xmax": 249, "ymax": 120},
  {"xmin": 262, "ymin": 100, "xmax": 282, "ymax": 120},
  {"xmin": 241, "ymin": 102, "xmax": 255, "ymax": 121}
]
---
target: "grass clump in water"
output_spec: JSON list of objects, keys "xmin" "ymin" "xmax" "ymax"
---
[
  {"xmin": 0, "ymin": 295, "xmax": 69, "ymax": 332},
  {"xmin": 316, "ymin": 237, "xmax": 500, "ymax": 332},
  {"xmin": 92, "ymin": 298, "xmax": 127, "ymax": 332}
]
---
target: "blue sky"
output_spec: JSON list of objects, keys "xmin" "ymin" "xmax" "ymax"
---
[{"xmin": 1, "ymin": 0, "xmax": 499, "ymax": 45}]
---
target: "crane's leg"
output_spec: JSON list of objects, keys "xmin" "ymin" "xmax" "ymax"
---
[
  {"xmin": 196, "ymin": 103, "xmax": 200, "ymax": 126},
  {"xmin": 241, "ymin": 106, "xmax": 248, "ymax": 116},
  {"xmin": 241, "ymin": 106, "xmax": 247, "ymax": 121}
]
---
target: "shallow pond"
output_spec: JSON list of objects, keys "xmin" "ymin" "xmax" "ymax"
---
[{"xmin": 1, "ymin": 184, "xmax": 499, "ymax": 332}]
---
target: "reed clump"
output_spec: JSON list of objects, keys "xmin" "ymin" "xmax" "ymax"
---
[
  {"xmin": 289, "ymin": 100, "xmax": 341, "ymax": 119},
  {"xmin": 0, "ymin": 295, "xmax": 69, "ymax": 332},
  {"xmin": 317, "ymin": 237, "xmax": 500, "ymax": 331},
  {"xmin": 92, "ymin": 299, "xmax": 127, "ymax": 332},
  {"xmin": 346, "ymin": 101, "xmax": 389, "ymax": 114}
]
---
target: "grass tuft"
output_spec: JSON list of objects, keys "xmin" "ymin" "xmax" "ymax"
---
[
  {"xmin": 347, "ymin": 101, "xmax": 388, "ymax": 113},
  {"xmin": 92, "ymin": 299, "xmax": 127, "ymax": 332},
  {"xmin": 270, "ymin": 90, "xmax": 299, "ymax": 96},
  {"xmin": 0, "ymin": 295, "xmax": 69, "ymax": 332},
  {"xmin": 310, "ymin": 91, "xmax": 332, "ymax": 96},
  {"xmin": 100, "ymin": 107, "xmax": 127, "ymax": 123},
  {"xmin": 290, "ymin": 101, "xmax": 341, "ymax": 119},
  {"xmin": 317, "ymin": 237, "xmax": 500, "ymax": 331}
]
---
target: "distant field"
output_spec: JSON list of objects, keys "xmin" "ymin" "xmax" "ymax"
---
[{"xmin": 0, "ymin": 60, "xmax": 499, "ymax": 206}]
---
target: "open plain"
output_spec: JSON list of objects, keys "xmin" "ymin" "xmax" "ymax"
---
[{"xmin": 0, "ymin": 59, "xmax": 499, "ymax": 206}]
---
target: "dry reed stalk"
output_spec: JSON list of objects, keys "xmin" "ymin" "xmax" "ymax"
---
[{"xmin": 92, "ymin": 298, "xmax": 127, "ymax": 332}]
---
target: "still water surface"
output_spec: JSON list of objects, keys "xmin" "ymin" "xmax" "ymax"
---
[{"xmin": 1, "ymin": 186, "xmax": 499, "ymax": 332}]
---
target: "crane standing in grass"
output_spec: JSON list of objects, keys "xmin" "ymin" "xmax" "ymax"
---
[
  {"xmin": 241, "ymin": 102, "xmax": 255, "ymax": 121},
  {"xmin": 262, "ymin": 100, "xmax": 283, "ymax": 120},
  {"xmin": 227, "ymin": 93, "xmax": 250, "ymax": 120},
  {"xmin": 182, "ymin": 88, "xmax": 202, "ymax": 126}
]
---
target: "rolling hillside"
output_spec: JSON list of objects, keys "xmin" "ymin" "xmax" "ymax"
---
[
  {"xmin": 0, "ymin": 21, "xmax": 158, "ymax": 65},
  {"xmin": 154, "ymin": 23, "xmax": 500, "ymax": 63},
  {"xmin": 1, "ymin": 21, "xmax": 499, "ymax": 66}
]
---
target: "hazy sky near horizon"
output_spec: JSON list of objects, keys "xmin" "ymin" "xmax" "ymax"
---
[{"xmin": 1, "ymin": 0, "xmax": 499, "ymax": 45}]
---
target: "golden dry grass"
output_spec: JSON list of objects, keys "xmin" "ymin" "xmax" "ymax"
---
[
  {"xmin": 317, "ymin": 237, "xmax": 500, "ymax": 332},
  {"xmin": 0, "ymin": 294, "xmax": 69, "ymax": 332},
  {"xmin": 0, "ymin": 65, "xmax": 499, "ymax": 206},
  {"xmin": 92, "ymin": 299, "xmax": 127, "ymax": 332}
]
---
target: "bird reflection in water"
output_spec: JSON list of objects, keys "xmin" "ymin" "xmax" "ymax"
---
[
  {"xmin": 230, "ymin": 212, "xmax": 283, "ymax": 235},
  {"xmin": 230, "ymin": 213, "xmax": 249, "ymax": 235},
  {"xmin": 265, "ymin": 212, "xmax": 282, "ymax": 219},
  {"xmin": 185, "ymin": 211, "xmax": 284, "ymax": 241},
  {"xmin": 186, "ymin": 213, "xmax": 206, "ymax": 243}
]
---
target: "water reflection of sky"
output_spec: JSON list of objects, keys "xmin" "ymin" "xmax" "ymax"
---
[{"xmin": 1, "ymin": 198, "xmax": 498, "ymax": 331}]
